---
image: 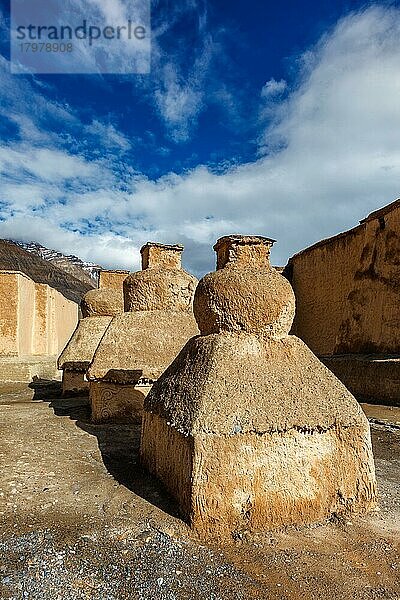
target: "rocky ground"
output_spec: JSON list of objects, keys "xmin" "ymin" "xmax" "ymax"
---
[{"xmin": 0, "ymin": 382, "xmax": 399, "ymax": 600}]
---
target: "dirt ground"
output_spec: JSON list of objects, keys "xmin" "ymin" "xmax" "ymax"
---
[{"xmin": 0, "ymin": 381, "xmax": 399, "ymax": 600}]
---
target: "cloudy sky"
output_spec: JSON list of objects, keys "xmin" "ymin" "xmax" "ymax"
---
[{"xmin": 0, "ymin": 0, "xmax": 399, "ymax": 275}]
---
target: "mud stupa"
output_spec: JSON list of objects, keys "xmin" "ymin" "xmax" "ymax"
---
[
  {"xmin": 87, "ymin": 243, "xmax": 199, "ymax": 423},
  {"xmin": 58, "ymin": 286, "xmax": 125, "ymax": 395},
  {"xmin": 140, "ymin": 235, "xmax": 377, "ymax": 538}
]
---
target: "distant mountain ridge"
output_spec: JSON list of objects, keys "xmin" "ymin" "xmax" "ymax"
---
[
  {"xmin": 0, "ymin": 239, "xmax": 96, "ymax": 304},
  {"xmin": 11, "ymin": 241, "xmax": 101, "ymax": 288}
]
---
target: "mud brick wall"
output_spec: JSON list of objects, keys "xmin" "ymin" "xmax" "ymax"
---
[
  {"xmin": 286, "ymin": 200, "xmax": 400, "ymax": 356},
  {"xmin": 0, "ymin": 270, "xmax": 78, "ymax": 358}
]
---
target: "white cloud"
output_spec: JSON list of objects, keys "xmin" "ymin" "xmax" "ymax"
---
[
  {"xmin": 85, "ymin": 120, "xmax": 131, "ymax": 151},
  {"xmin": 0, "ymin": 146, "xmax": 100, "ymax": 182},
  {"xmin": 153, "ymin": 34, "xmax": 216, "ymax": 142},
  {"xmin": 0, "ymin": 55, "xmax": 79, "ymax": 132},
  {"xmin": 1, "ymin": 6, "xmax": 400, "ymax": 276},
  {"xmin": 261, "ymin": 78, "xmax": 287, "ymax": 98},
  {"xmin": 154, "ymin": 63, "xmax": 204, "ymax": 142},
  {"xmin": 0, "ymin": 214, "xmax": 140, "ymax": 270}
]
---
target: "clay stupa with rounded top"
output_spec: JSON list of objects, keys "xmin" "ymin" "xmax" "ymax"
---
[
  {"xmin": 140, "ymin": 235, "xmax": 377, "ymax": 538},
  {"xmin": 58, "ymin": 282, "xmax": 125, "ymax": 396},
  {"xmin": 87, "ymin": 242, "xmax": 199, "ymax": 422}
]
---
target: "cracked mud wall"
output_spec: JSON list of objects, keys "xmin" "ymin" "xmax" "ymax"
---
[{"xmin": 287, "ymin": 201, "xmax": 400, "ymax": 356}]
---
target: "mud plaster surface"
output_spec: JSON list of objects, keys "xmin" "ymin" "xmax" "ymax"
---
[{"xmin": 141, "ymin": 413, "xmax": 376, "ymax": 538}]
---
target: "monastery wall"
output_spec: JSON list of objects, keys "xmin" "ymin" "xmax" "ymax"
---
[
  {"xmin": 0, "ymin": 270, "xmax": 78, "ymax": 362},
  {"xmin": 287, "ymin": 200, "xmax": 400, "ymax": 356}
]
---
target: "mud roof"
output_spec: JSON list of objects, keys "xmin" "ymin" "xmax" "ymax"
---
[
  {"xmin": 214, "ymin": 235, "xmax": 276, "ymax": 252},
  {"xmin": 140, "ymin": 242, "xmax": 184, "ymax": 254}
]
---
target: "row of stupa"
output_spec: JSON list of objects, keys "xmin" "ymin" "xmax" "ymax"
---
[
  {"xmin": 58, "ymin": 242, "xmax": 198, "ymax": 420},
  {"xmin": 58, "ymin": 235, "xmax": 377, "ymax": 538}
]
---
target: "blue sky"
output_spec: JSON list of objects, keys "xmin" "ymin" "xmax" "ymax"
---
[{"xmin": 0, "ymin": 0, "xmax": 399, "ymax": 274}]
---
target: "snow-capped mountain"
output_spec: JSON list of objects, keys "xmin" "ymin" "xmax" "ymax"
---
[{"xmin": 11, "ymin": 241, "xmax": 101, "ymax": 288}]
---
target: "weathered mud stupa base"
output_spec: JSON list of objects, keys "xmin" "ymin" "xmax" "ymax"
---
[
  {"xmin": 89, "ymin": 378, "xmax": 152, "ymax": 423},
  {"xmin": 87, "ymin": 243, "xmax": 199, "ymax": 423},
  {"xmin": 141, "ymin": 235, "xmax": 377, "ymax": 539},
  {"xmin": 58, "ymin": 272, "xmax": 127, "ymax": 396}
]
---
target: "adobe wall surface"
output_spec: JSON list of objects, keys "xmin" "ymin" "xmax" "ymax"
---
[
  {"xmin": 18, "ymin": 274, "xmax": 35, "ymax": 356},
  {"xmin": 0, "ymin": 271, "xmax": 78, "ymax": 370},
  {"xmin": 53, "ymin": 288, "xmax": 79, "ymax": 355},
  {"xmin": 0, "ymin": 272, "xmax": 19, "ymax": 356},
  {"xmin": 98, "ymin": 270, "xmax": 130, "ymax": 291},
  {"xmin": 322, "ymin": 355, "xmax": 400, "ymax": 406},
  {"xmin": 286, "ymin": 200, "xmax": 400, "ymax": 356},
  {"xmin": 0, "ymin": 356, "xmax": 60, "ymax": 382},
  {"xmin": 33, "ymin": 283, "xmax": 49, "ymax": 356}
]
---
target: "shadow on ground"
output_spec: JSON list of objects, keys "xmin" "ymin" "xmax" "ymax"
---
[
  {"xmin": 28, "ymin": 377, "xmax": 63, "ymax": 400},
  {"xmin": 48, "ymin": 394, "xmax": 181, "ymax": 520}
]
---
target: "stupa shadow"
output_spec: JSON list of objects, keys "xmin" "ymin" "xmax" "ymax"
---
[
  {"xmin": 28, "ymin": 377, "xmax": 63, "ymax": 400},
  {"xmin": 48, "ymin": 396, "xmax": 179, "ymax": 518}
]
